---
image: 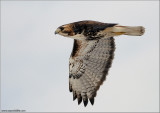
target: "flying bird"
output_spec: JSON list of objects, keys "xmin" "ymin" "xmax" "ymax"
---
[{"xmin": 55, "ymin": 20, "xmax": 145, "ymax": 107}]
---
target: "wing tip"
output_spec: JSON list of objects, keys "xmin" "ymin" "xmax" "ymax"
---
[
  {"xmin": 83, "ymin": 99, "xmax": 88, "ymax": 107},
  {"xmin": 89, "ymin": 98, "xmax": 94, "ymax": 105},
  {"xmin": 73, "ymin": 91, "xmax": 77, "ymax": 101},
  {"xmin": 77, "ymin": 95, "xmax": 82, "ymax": 105}
]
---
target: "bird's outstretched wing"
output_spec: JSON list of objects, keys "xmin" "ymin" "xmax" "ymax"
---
[{"xmin": 69, "ymin": 37, "xmax": 115, "ymax": 106}]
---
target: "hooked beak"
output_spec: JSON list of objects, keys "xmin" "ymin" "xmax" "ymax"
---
[{"xmin": 55, "ymin": 28, "xmax": 61, "ymax": 35}]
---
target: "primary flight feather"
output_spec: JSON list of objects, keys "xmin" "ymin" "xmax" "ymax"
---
[{"xmin": 55, "ymin": 20, "xmax": 145, "ymax": 107}]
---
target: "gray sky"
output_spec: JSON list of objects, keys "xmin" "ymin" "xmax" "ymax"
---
[{"xmin": 1, "ymin": 1, "xmax": 159, "ymax": 112}]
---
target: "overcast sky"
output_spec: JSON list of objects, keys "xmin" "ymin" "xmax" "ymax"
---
[{"xmin": 1, "ymin": 1, "xmax": 159, "ymax": 112}]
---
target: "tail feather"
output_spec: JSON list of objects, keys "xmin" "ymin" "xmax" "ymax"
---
[{"xmin": 113, "ymin": 25, "xmax": 145, "ymax": 36}]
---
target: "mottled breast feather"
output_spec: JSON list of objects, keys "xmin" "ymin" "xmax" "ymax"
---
[{"xmin": 69, "ymin": 37, "xmax": 115, "ymax": 106}]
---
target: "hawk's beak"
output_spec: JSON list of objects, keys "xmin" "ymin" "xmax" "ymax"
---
[{"xmin": 55, "ymin": 28, "xmax": 61, "ymax": 35}]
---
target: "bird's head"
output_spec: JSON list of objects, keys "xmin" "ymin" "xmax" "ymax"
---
[
  {"xmin": 55, "ymin": 21, "xmax": 92, "ymax": 39},
  {"xmin": 55, "ymin": 24, "xmax": 76, "ymax": 37}
]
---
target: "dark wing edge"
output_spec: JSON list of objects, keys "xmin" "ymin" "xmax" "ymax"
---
[{"xmin": 69, "ymin": 37, "xmax": 115, "ymax": 106}]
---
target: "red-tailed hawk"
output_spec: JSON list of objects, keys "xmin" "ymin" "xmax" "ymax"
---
[{"xmin": 55, "ymin": 20, "xmax": 145, "ymax": 106}]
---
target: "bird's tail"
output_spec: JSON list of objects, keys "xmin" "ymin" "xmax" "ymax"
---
[{"xmin": 112, "ymin": 25, "xmax": 145, "ymax": 36}]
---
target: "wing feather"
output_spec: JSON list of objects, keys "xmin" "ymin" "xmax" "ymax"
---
[{"xmin": 69, "ymin": 37, "xmax": 115, "ymax": 106}]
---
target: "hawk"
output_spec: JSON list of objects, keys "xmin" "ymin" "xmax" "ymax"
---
[{"xmin": 55, "ymin": 20, "xmax": 145, "ymax": 106}]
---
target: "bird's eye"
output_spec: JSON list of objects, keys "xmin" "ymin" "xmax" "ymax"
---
[{"xmin": 59, "ymin": 27, "xmax": 64, "ymax": 31}]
